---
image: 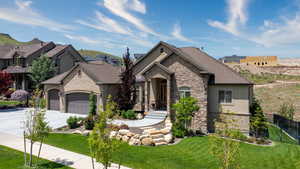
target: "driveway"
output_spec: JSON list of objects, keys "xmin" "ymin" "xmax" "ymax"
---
[{"xmin": 0, "ymin": 108, "xmax": 86, "ymax": 136}]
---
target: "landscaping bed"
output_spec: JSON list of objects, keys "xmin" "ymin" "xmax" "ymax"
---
[
  {"xmin": 0, "ymin": 145, "xmax": 70, "ymax": 169},
  {"xmin": 44, "ymin": 125, "xmax": 300, "ymax": 169},
  {"xmin": 0, "ymin": 100, "xmax": 22, "ymax": 109}
]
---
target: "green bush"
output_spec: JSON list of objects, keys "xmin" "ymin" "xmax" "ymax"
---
[
  {"xmin": 0, "ymin": 100, "xmax": 21, "ymax": 108},
  {"xmin": 67, "ymin": 116, "xmax": 80, "ymax": 129},
  {"xmin": 172, "ymin": 122, "xmax": 187, "ymax": 138},
  {"xmin": 121, "ymin": 110, "xmax": 136, "ymax": 120},
  {"xmin": 84, "ymin": 116, "xmax": 95, "ymax": 130},
  {"xmin": 228, "ymin": 130, "xmax": 248, "ymax": 141}
]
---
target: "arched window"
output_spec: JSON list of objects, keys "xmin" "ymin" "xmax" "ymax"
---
[{"xmin": 179, "ymin": 86, "xmax": 191, "ymax": 98}]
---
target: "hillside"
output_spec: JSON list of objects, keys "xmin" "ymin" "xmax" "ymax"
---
[
  {"xmin": 0, "ymin": 33, "xmax": 29, "ymax": 45},
  {"xmin": 78, "ymin": 49, "xmax": 120, "ymax": 60}
]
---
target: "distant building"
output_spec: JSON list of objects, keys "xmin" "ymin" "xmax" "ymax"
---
[
  {"xmin": 219, "ymin": 55, "xmax": 246, "ymax": 64},
  {"xmin": 219, "ymin": 55, "xmax": 278, "ymax": 67},
  {"xmin": 240, "ymin": 56, "xmax": 278, "ymax": 67}
]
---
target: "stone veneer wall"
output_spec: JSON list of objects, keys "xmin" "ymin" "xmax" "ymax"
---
[{"xmin": 162, "ymin": 54, "xmax": 209, "ymax": 133}]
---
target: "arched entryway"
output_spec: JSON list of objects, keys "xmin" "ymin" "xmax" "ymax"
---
[
  {"xmin": 153, "ymin": 78, "xmax": 167, "ymax": 110},
  {"xmin": 66, "ymin": 92, "xmax": 89, "ymax": 114},
  {"xmin": 48, "ymin": 89, "xmax": 60, "ymax": 111}
]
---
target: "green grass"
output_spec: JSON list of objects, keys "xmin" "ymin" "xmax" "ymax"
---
[
  {"xmin": 78, "ymin": 49, "xmax": 120, "ymax": 59},
  {"xmin": 0, "ymin": 145, "xmax": 70, "ymax": 169},
  {"xmin": 44, "ymin": 127, "xmax": 300, "ymax": 169},
  {"xmin": 0, "ymin": 100, "xmax": 21, "ymax": 106},
  {"xmin": 0, "ymin": 33, "xmax": 32, "ymax": 45},
  {"xmin": 254, "ymin": 84, "xmax": 300, "ymax": 119},
  {"xmin": 240, "ymin": 70, "xmax": 300, "ymax": 85},
  {"xmin": 268, "ymin": 124, "xmax": 297, "ymax": 144}
]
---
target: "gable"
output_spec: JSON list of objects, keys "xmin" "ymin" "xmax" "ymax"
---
[
  {"xmin": 63, "ymin": 66, "xmax": 100, "ymax": 93},
  {"xmin": 134, "ymin": 43, "xmax": 173, "ymax": 75}
]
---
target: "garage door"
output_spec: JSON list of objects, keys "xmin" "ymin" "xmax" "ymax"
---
[
  {"xmin": 48, "ymin": 89, "xmax": 60, "ymax": 111},
  {"xmin": 66, "ymin": 93, "xmax": 89, "ymax": 114}
]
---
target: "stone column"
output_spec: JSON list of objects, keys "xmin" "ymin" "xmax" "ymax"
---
[
  {"xmin": 166, "ymin": 78, "xmax": 171, "ymax": 113},
  {"xmin": 22, "ymin": 74, "xmax": 25, "ymax": 90},
  {"xmin": 145, "ymin": 80, "xmax": 149, "ymax": 111}
]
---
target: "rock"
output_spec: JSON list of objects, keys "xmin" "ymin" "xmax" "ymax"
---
[
  {"xmin": 164, "ymin": 134, "xmax": 173, "ymax": 143},
  {"xmin": 119, "ymin": 129, "xmax": 130, "ymax": 135},
  {"xmin": 155, "ymin": 141, "xmax": 167, "ymax": 146},
  {"xmin": 126, "ymin": 132, "xmax": 135, "ymax": 137},
  {"xmin": 139, "ymin": 134, "xmax": 149, "ymax": 140},
  {"xmin": 129, "ymin": 138, "xmax": 141, "ymax": 146},
  {"xmin": 110, "ymin": 131, "xmax": 117, "ymax": 138},
  {"xmin": 149, "ymin": 130, "xmax": 162, "ymax": 135},
  {"xmin": 122, "ymin": 135, "xmax": 129, "ymax": 142},
  {"xmin": 141, "ymin": 138, "xmax": 154, "ymax": 146},
  {"xmin": 72, "ymin": 130, "xmax": 82, "ymax": 135},
  {"xmin": 82, "ymin": 130, "xmax": 91, "ymax": 136},
  {"xmin": 136, "ymin": 113, "xmax": 143, "ymax": 119},
  {"xmin": 132, "ymin": 134, "xmax": 140, "ymax": 139},
  {"xmin": 153, "ymin": 138, "xmax": 165, "ymax": 143},
  {"xmin": 160, "ymin": 128, "xmax": 171, "ymax": 134},
  {"xmin": 115, "ymin": 135, "xmax": 122, "ymax": 140},
  {"xmin": 151, "ymin": 134, "xmax": 164, "ymax": 139}
]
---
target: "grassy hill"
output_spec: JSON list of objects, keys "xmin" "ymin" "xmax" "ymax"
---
[
  {"xmin": 78, "ymin": 49, "xmax": 120, "ymax": 60},
  {"xmin": 0, "ymin": 33, "xmax": 28, "ymax": 45}
]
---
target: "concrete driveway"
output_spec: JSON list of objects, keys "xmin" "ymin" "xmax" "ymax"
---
[{"xmin": 0, "ymin": 108, "xmax": 86, "ymax": 136}]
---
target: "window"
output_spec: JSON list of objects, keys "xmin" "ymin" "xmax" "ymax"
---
[
  {"xmin": 160, "ymin": 48, "xmax": 164, "ymax": 54},
  {"xmin": 179, "ymin": 86, "xmax": 191, "ymax": 98},
  {"xmin": 135, "ymin": 85, "xmax": 140, "ymax": 103},
  {"xmin": 219, "ymin": 90, "xmax": 232, "ymax": 103}
]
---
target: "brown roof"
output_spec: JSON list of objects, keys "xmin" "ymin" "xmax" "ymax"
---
[
  {"xmin": 45, "ymin": 45, "xmax": 69, "ymax": 57},
  {"xmin": 3, "ymin": 66, "xmax": 29, "ymax": 73},
  {"xmin": 42, "ymin": 62, "xmax": 121, "ymax": 85},
  {"xmin": 136, "ymin": 41, "xmax": 252, "ymax": 85}
]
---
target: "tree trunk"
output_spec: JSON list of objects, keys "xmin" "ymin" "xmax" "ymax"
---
[
  {"xmin": 91, "ymin": 157, "xmax": 95, "ymax": 169},
  {"xmin": 36, "ymin": 138, "xmax": 44, "ymax": 164},
  {"xmin": 29, "ymin": 140, "xmax": 33, "ymax": 167},
  {"xmin": 23, "ymin": 131, "xmax": 27, "ymax": 166}
]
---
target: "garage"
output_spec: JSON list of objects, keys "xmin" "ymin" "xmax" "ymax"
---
[
  {"xmin": 48, "ymin": 89, "xmax": 60, "ymax": 111},
  {"xmin": 66, "ymin": 93, "xmax": 89, "ymax": 114}
]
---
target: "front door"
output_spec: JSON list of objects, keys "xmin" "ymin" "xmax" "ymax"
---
[{"xmin": 157, "ymin": 79, "xmax": 167, "ymax": 110}]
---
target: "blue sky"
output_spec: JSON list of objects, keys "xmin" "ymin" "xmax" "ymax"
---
[{"xmin": 0, "ymin": 0, "xmax": 300, "ymax": 58}]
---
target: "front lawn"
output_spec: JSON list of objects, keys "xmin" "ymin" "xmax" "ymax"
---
[
  {"xmin": 0, "ymin": 145, "xmax": 70, "ymax": 169},
  {"xmin": 44, "ymin": 125, "xmax": 300, "ymax": 169}
]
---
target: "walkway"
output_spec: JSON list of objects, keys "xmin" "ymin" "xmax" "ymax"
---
[
  {"xmin": 112, "ymin": 111, "xmax": 167, "ymax": 127},
  {"xmin": 0, "ymin": 132, "xmax": 131, "ymax": 169}
]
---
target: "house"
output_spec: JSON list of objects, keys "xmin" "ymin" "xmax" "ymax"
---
[
  {"xmin": 219, "ymin": 55, "xmax": 278, "ymax": 67},
  {"xmin": 43, "ymin": 41, "xmax": 253, "ymax": 133},
  {"xmin": 42, "ymin": 62, "xmax": 121, "ymax": 114},
  {"xmin": 0, "ymin": 41, "xmax": 85, "ymax": 90}
]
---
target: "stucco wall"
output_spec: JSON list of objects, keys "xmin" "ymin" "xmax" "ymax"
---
[
  {"xmin": 207, "ymin": 84, "xmax": 251, "ymax": 133},
  {"xmin": 63, "ymin": 67, "xmax": 101, "ymax": 94}
]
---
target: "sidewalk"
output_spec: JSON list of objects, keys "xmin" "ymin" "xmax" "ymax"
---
[{"xmin": 0, "ymin": 132, "xmax": 131, "ymax": 169}]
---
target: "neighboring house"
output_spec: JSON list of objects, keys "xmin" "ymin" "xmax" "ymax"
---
[
  {"xmin": 0, "ymin": 41, "xmax": 84, "ymax": 90},
  {"xmin": 42, "ymin": 62, "xmax": 121, "ymax": 114},
  {"xmin": 219, "ymin": 55, "xmax": 278, "ymax": 67},
  {"xmin": 43, "ymin": 41, "xmax": 253, "ymax": 134}
]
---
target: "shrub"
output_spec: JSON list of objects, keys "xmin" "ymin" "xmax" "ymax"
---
[
  {"xmin": 84, "ymin": 116, "xmax": 95, "ymax": 130},
  {"xmin": 172, "ymin": 122, "xmax": 187, "ymax": 138},
  {"xmin": 121, "ymin": 110, "xmax": 136, "ymax": 120},
  {"xmin": 3, "ymin": 88, "xmax": 15, "ymax": 98},
  {"xmin": 228, "ymin": 130, "xmax": 248, "ymax": 141},
  {"xmin": 11, "ymin": 90, "xmax": 29, "ymax": 102},
  {"xmin": 67, "ymin": 116, "xmax": 80, "ymax": 129},
  {"xmin": 0, "ymin": 100, "xmax": 21, "ymax": 108}
]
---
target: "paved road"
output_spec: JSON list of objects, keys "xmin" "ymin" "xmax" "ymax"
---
[
  {"xmin": 0, "ymin": 132, "xmax": 130, "ymax": 169},
  {"xmin": 0, "ymin": 108, "xmax": 86, "ymax": 136}
]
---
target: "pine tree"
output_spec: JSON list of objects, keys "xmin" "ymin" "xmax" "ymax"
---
[
  {"xmin": 117, "ymin": 48, "xmax": 136, "ymax": 111},
  {"xmin": 250, "ymin": 97, "xmax": 268, "ymax": 138}
]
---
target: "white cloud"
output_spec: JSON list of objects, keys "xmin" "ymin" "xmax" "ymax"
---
[
  {"xmin": 171, "ymin": 23, "xmax": 194, "ymax": 43},
  {"xmin": 208, "ymin": 0, "xmax": 249, "ymax": 36},
  {"xmin": 64, "ymin": 34, "xmax": 100, "ymax": 44},
  {"xmin": 101, "ymin": 0, "xmax": 160, "ymax": 36},
  {"xmin": 252, "ymin": 14, "xmax": 300, "ymax": 47},
  {"xmin": 0, "ymin": 0, "xmax": 74, "ymax": 32},
  {"xmin": 77, "ymin": 11, "xmax": 132, "ymax": 35}
]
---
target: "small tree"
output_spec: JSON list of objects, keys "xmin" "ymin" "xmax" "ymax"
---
[
  {"xmin": 278, "ymin": 102, "xmax": 295, "ymax": 120},
  {"xmin": 250, "ymin": 97, "xmax": 268, "ymax": 138},
  {"xmin": 88, "ymin": 92, "xmax": 97, "ymax": 116},
  {"xmin": 117, "ymin": 48, "xmax": 136, "ymax": 111},
  {"xmin": 210, "ymin": 115, "xmax": 241, "ymax": 169},
  {"xmin": 29, "ymin": 54, "xmax": 55, "ymax": 89},
  {"xmin": 23, "ymin": 89, "xmax": 50, "ymax": 167},
  {"xmin": 89, "ymin": 95, "xmax": 119, "ymax": 169},
  {"xmin": 0, "ymin": 71, "xmax": 13, "ymax": 95}
]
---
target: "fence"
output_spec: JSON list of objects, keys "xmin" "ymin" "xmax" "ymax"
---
[{"xmin": 273, "ymin": 114, "xmax": 299, "ymax": 144}]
